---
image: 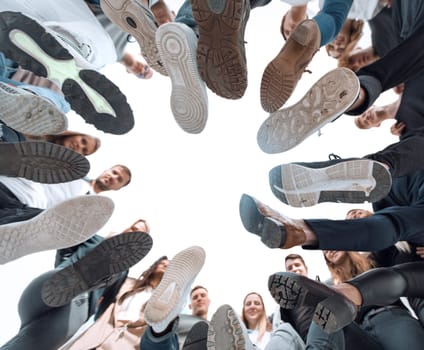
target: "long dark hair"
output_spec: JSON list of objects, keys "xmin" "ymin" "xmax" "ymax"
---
[{"xmin": 118, "ymin": 255, "xmax": 168, "ymax": 304}]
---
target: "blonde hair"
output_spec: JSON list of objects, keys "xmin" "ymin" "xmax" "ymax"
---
[{"xmin": 241, "ymin": 292, "xmax": 272, "ymax": 342}]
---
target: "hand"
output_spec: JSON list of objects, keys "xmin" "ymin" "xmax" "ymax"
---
[
  {"xmin": 416, "ymin": 246, "xmax": 424, "ymax": 259},
  {"xmin": 121, "ymin": 52, "xmax": 153, "ymax": 79},
  {"xmin": 390, "ymin": 121, "xmax": 405, "ymax": 136}
]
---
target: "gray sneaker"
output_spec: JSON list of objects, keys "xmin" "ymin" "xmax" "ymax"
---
[
  {"xmin": 0, "ymin": 11, "xmax": 134, "ymax": 135},
  {"xmin": 144, "ymin": 246, "xmax": 206, "ymax": 332},
  {"xmin": 257, "ymin": 68, "xmax": 359, "ymax": 154},
  {"xmin": 207, "ymin": 304, "xmax": 252, "ymax": 350},
  {"xmin": 269, "ymin": 158, "xmax": 392, "ymax": 207},
  {"xmin": 190, "ymin": 0, "xmax": 250, "ymax": 99},
  {"xmin": 0, "ymin": 195, "xmax": 114, "ymax": 264},
  {"xmin": 100, "ymin": 0, "xmax": 167, "ymax": 76},
  {"xmin": 0, "ymin": 82, "xmax": 67, "ymax": 136},
  {"xmin": 0, "ymin": 141, "xmax": 90, "ymax": 184},
  {"xmin": 156, "ymin": 22, "xmax": 208, "ymax": 134}
]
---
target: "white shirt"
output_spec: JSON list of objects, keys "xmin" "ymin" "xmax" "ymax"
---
[
  {"xmin": 0, "ymin": 176, "xmax": 91, "ymax": 209},
  {"xmin": 116, "ymin": 288, "xmax": 152, "ymax": 322}
]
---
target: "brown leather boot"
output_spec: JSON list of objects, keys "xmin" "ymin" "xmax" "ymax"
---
[
  {"xmin": 239, "ymin": 193, "xmax": 307, "ymax": 249},
  {"xmin": 260, "ymin": 19, "xmax": 320, "ymax": 113}
]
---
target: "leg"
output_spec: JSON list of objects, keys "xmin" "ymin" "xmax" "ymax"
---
[
  {"xmin": 306, "ymin": 322, "xmax": 344, "ymax": 350},
  {"xmin": 267, "ymin": 322, "xmax": 306, "ymax": 350},
  {"xmin": 140, "ymin": 321, "xmax": 180, "ymax": 350}
]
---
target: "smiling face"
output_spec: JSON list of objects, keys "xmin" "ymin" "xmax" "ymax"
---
[
  {"xmin": 62, "ymin": 134, "xmax": 98, "ymax": 155},
  {"xmin": 243, "ymin": 293, "xmax": 265, "ymax": 329},
  {"xmin": 346, "ymin": 208, "xmax": 373, "ymax": 219},
  {"xmin": 94, "ymin": 165, "xmax": 130, "ymax": 192},
  {"xmin": 323, "ymin": 250, "xmax": 347, "ymax": 265},
  {"xmin": 285, "ymin": 258, "xmax": 308, "ymax": 276}
]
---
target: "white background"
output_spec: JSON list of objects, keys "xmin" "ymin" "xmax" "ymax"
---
[{"xmin": 0, "ymin": 0, "xmax": 399, "ymax": 345}]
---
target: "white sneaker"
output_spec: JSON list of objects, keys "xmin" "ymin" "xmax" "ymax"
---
[
  {"xmin": 0, "ymin": 195, "xmax": 114, "ymax": 264},
  {"xmin": 0, "ymin": 82, "xmax": 67, "ymax": 136},
  {"xmin": 144, "ymin": 246, "xmax": 206, "ymax": 332}
]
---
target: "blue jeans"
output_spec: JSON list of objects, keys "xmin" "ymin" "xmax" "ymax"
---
[
  {"xmin": 139, "ymin": 319, "xmax": 179, "ymax": 350},
  {"xmin": 306, "ymin": 322, "xmax": 344, "ymax": 350},
  {"xmin": 361, "ymin": 307, "xmax": 424, "ymax": 350},
  {"xmin": 313, "ymin": 0, "xmax": 353, "ymax": 46},
  {"xmin": 267, "ymin": 323, "xmax": 306, "ymax": 350}
]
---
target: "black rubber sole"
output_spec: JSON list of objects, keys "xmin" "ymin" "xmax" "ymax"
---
[
  {"xmin": 41, "ymin": 232, "xmax": 153, "ymax": 307},
  {"xmin": 182, "ymin": 321, "xmax": 209, "ymax": 350},
  {"xmin": 0, "ymin": 141, "xmax": 89, "ymax": 183}
]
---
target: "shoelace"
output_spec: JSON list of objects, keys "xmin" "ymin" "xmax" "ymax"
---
[{"xmin": 328, "ymin": 153, "xmax": 342, "ymax": 160}]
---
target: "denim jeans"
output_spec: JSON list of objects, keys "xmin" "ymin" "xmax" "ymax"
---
[
  {"xmin": 139, "ymin": 319, "xmax": 180, "ymax": 350},
  {"xmin": 306, "ymin": 322, "xmax": 344, "ymax": 350},
  {"xmin": 267, "ymin": 323, "xmax": 306, "ymax": 350},
  {"xmin": 313, "ymin": 0, "xmax": 353, "ymax": 46}
]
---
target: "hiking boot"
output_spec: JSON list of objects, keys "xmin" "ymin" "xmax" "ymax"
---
[
  {"xmin": 42, "ymin": 231, "xmax": 153, "ymax": 307},
  {"xmin": 260, "ymin": 19, "xmax": 320, "ymax": 113},
  {"xmin": 257, "ymin": 67, "xmax": 360, "ymax": 154},
  {"xmin": 0, "ymin": 82, "xmax": 67, "ymax": 136},
  {"xmin": 268, "ymin": 159, "xmax": 392, "ymax": 207},
  {"xmin": 207, "ymin": 304, "xmax": 251, "ymax": 350},
  {"xmin": 268, "ymin": 272, "xmax": 358, "ymax": 333},
  {"xmin": 191, "ymin": 0, "xmax": 250, "ymax": 99},
  {"xmin": 100, "ymin": 0, "xmax": 167, "ymax": 76},
  {"xmin": 239, "ymin": 193, "xmax": 307, "ymax": 249},
  {"xmin": 0, "ymin": 195, "xmax": 114, "ymax": 264},
  {"xmin": 0, "ymin": 141, "xmax": 90, "ymax": 184},
  {"xmin": 144, "ymin": 246, "xmax": 206, "ymax": 332},
  {"xmin": 0, "ymin": 11, "xmax": 134, "ymax": 135},
  {"xmin": 156, "ymin": 22, "xmax": 208, "ymax": 134},
  {"xmin": 182, "ymin": 320, "xmax": 209, "ymax": 350}
]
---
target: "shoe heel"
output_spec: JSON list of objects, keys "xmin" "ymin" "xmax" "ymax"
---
[
  {"xmin": 314, "ymin": 295, "xmax": 357, "ymax": 333},
  {"xmin": 291, "ymin": 20, "xmax": 315, "ymax": 46}
]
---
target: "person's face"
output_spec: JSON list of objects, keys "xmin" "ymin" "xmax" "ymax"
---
[
  {"xmin": 282, "ymin": 9, "xmax": 305, "ymax": 39},
  {"xmin": 346, "ymin": 209, "xmax": 373, "ymax": 219},
  {"xmin": 62, "ymin": 135, "xmax": 97, "ymax": 155},
  {"xmin": 243, "ymin": 294, "xmax": 264, "ymax": 327},
  {"xmin": 285, "ymin": 258, "xmax": 308, "ymax": 276},
  {"xmin": 151, "ymin": 3, "xmax": 175, "ymax": 25},
  {"xmin": 124, "ymin": 219, "xmax": 149, "ymax": 233},
  {"xmin": 347, "ymin": 49, "xmax": 375, "ymax": 72},
  {"xmin": 155, "ymin": 259, "xmax": 169, "ymax": 275},
  {"xmin": 190, "ymin": 288, "xmax": 210, "ymax": 317},
  {"xmin": 355, "ymin": 106, "xmax": 386, "ymax": 129},
  {"xmin": 323, "ymin": 250, "xmax": 346, "ymax": 265},
  {"xmin": 327, "ymin": 21, "xmax": 352, "ymax": 58},
  {"xmin": 95, "ymin": 166, "xmax": 130, "ymax": 191}
]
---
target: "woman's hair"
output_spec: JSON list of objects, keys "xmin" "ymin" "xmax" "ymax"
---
[
  {"xmin": 326, "ymin": 19, "xmax": 364, "ymax": 60},
  {"xmin": 123, "ymin": 218, "xmax": 151, "ymax": 234},
  {"xmin": 27, "ymin": 131, "xmax": 101, "ymax": 155},
  {"xmin": 118, "ymin": 255, "xmax": 168, "ymax": 304},
  {"xmin": 324, "ymin": 251, "xmax": 374, "ymax": 284},
  {"xmin": 241, "ymin": 292, "xmax": 272, "ymax": 342}
]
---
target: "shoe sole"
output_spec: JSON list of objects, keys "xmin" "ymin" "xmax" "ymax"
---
[
  {"xmin": 191, "ymin": 0, "xmax": 248, "ymax": 99},
  {"xmin": 144, "ymin": 246, "xmax": 206, "ymax": 332},
  {"xmin": 156, "ymin": 23, "xmax": 208, "ymax": 134},
  {"xmin": 314, "ymin": 296, "xmax": 357, "ymax": 333},
  {"xmin": 269, "ymin": 159, "xmax": 392, "ymax": 207},
  {"xmin": 0, "ymin": 82, "xmax": 67, "ymax": 135},
  {"xmin": 100, "ymin": 0, "xmax": 167, "ymax": 76},
  {"xmin": 0, "ymin": 11, "xmax": 134, "ymax": 135},
  {"xmin": 0, "ymin": 141, "xmax": 90, "ymax": 184},
  {"xmin": 0, "ymin": 195, "xmax": 114, "ymax": 264},
  {"xmin": 260, "ymin": 19, "xmax": 319, "ymax": 113},
  {"xmin": 41, "ymin": 231, "xmax": 153, "ymax": 307},
  {"xmin": 257, "ymin": 68, "xmax": 359, "ymax": 154},
  {"xmin": 207, "ymin": 304, "xmax": 245, "ymax": 350},
  {"xmin": 182, "ymin": 320, "xmax": 209, "ymax": 350},
  {"xmin": 239, "ymin": 194, "xmax": 286, "ymax": 248}
]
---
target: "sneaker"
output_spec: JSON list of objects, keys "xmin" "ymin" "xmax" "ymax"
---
[
  {"xmin": 257, "ymin": 67, "xmax": 360, "ymax": 154},
  {"xmin": 0, "ymin": 82, "xmax": 67, "ymax": 136},
  {"xmin": 41, "ymin": 231, "xmax": 153, "ymax": 307},
  {"xmin": 0, "ymin": 195, "xmax": 114, "ymax": 264},
  {"xmin": 156, "ymin": 22, "xmax": 208, "ymax": 134},
  {"xmin": 190, "ymin": 0, "xmax": 250, "ymax": 99},
  {"xmin": 207, "ymin": 304, "xmax": 248, "ymax": 350},
  {"xmin": 268, "ymin": 159, "xmax": 392, "ymax": 207},
  {"xmin": 144, "ymin": 246, "xmax": 206, "ymax": 333},
  {"xmin": 260, "ymin": 19, "xmax": 320, "ymax": 113},
  {"xmin": 0, "ymin": 141, "xmax": 90, "ymax": 184},
  {"xmin": 100, "ymin": 0, "xmax": 167, "ymax": 76},
  {"xmin": 268, "ymin": 272, "xmax": 357, "ymax": 333},
  {"xmin": 239, "ymin": 193, "xmax": 306, "ymax": 249},
  {"xmin": 182, "ymin": 320, "xmax": 209, "ymax": 350},
  {"xmin": 0, "ymin": 11, "xmax": 134, "ymax": 135}
]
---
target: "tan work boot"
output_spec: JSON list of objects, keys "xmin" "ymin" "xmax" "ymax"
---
[{"xmin": 260, "ymin": 19, "xmax": 320, "ymax": 113}]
